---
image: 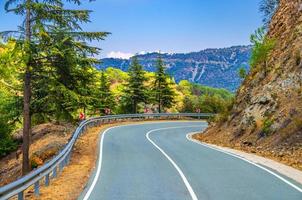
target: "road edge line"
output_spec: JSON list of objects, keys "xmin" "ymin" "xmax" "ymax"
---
[
  {"xmin": 146, "ymin": 126, "xmax": 203, "ymax": 200},
  {"xmin": 186, "ymin": 132, "xmax": 302, "ymax": 193},
  {"xmin": 82, "ymin": 122, "xmax": 203, "ymax": 200}
]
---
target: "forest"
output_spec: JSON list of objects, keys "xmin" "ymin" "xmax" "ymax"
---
[{"xmin": 0, "ymin": 40, "xmax": 233, "ymax": 158}]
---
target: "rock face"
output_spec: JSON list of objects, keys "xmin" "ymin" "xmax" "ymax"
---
[
  {"xmin": 98, "ymin": 46, "xmax": 252, "ymax": 92},
  {"xmin": 195, "ymin": 0, "xmax": 302, "ymax": 170}
]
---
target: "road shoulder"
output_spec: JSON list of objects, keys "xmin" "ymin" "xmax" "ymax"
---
[{"xmin": 188, "ymin": 132, "xmax": 302, "ymax": 186}]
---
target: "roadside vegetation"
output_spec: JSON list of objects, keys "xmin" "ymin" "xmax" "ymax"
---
[
  {"xmin": 0, "ymin": 0, "xmax": 278, "ymax": 179},
  {"xmin": 0, "ymin": 41, "xmax": 233, "ymax": 177}
]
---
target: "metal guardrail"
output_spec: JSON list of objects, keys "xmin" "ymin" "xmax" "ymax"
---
[{"xmin": 0, "ymin": 113, "xmax": 213, "ymax": 200}]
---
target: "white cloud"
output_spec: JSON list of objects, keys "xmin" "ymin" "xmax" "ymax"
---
[{"xmin": 106, "ymin": 51, "xmax": 134, "ymax": 59}]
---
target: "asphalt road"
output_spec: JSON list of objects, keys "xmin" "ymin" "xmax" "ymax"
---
[{"xmin": 79, "ymin": 121, "xmax": 302, "ymax": 200}]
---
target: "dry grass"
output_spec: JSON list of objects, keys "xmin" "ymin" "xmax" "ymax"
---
[
  {"xmin": 25, "ymin": 125, "xmax": 105, "ymax": 200},
  {"xmin": 0, "ymin": 123, "xmax": 74, "ymax": 187}
]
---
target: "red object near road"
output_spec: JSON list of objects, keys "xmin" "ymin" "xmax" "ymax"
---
[
  {"xmin": 105, "ymin": 108, "xmax": 111, "ymax": 115},
  {"xmin": 79, "ymin": 112, "xmax": 85, "ymax": 120}
]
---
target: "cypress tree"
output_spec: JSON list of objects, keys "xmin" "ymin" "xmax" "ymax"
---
[
  {"xmin": 124, "ymin": 57, "xmax": 148, "ymax": 113},
  {"xmin": 98, "ymin": 71, "xmax": 115, "ymax": 114},
  {"xmin": 153, "ymin": 57, "xmax": 175, "ymax": 113}
]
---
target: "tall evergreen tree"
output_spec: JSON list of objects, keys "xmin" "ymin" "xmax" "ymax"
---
[
  {"xmin": 2, "ymin": 0, "xmax": 109, "ymax": 175},
  {"xmin": 153, "ymin": 57, "xmax": 175, "ymax": 113},
  {"xmin": 124, "ymin": 57, "xmax": 148, "ymax": 113},
  {"xmin": 98, "ymin": 71, "xmax": 115, "ymax": 114}
]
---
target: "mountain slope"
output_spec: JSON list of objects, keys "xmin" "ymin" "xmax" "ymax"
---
[
  {"xmin": 195, "ymin": 0, "xmax": 302, "ymax": 170},
  {"xmin": 99, "ymin": 46, "xmax": 252, "ymax": 92}
]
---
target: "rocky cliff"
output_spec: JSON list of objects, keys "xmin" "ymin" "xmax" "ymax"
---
[{"xmin": 195, "ymin": 0, "xmax": 302, "ymax": 170}]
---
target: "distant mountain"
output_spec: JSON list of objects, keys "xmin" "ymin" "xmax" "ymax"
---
[{"xmin": 98, "ymin": 46, "xmax": 252, "ymax": 92}]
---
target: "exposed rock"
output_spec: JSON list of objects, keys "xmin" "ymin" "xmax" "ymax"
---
[
  {"xmin": 12, "ymin": 122, "xmax": 72, "ymax": 142},
  {"xmin": 195, "ymin": 0, "xmax": 302, "ymax": 170},
  {"xmin": 30, "ymin": 142, "xmax": 65, "ymax": 167},
  {"xmin": 258, "ymin": 96, "xmax": 271, "ymax": 105}
]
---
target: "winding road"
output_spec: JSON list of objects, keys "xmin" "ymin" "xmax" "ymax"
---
[{"xmin": 79, "ymin": 121, "xmax": 302, "ymax": 200}]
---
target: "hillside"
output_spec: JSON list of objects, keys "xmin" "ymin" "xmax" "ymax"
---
[
  {"xmin": 98, "ymin": 46, "xmax": 252, "ymax": 92},
  {"xmin": 194, "ymin": 0, "xmax": 302, "ymax": 170}
]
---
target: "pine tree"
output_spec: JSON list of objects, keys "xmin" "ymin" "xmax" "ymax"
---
[
  {"xmin": 98, "ymin": 71, "xmax": 115, "ymax": 114},
  {"xmin": 2, "ymin": 0, "xmax": 109, "ymax": 175},
  {"xmin": 124, "ymin": 57, "xmax": 148, "ymax": 113},
  {"xmin": 153, "ymin": 57, "xmax": 175, "ymax": 113}
]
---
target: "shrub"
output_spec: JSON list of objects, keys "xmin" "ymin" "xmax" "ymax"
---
[
  {"xmin": 238, "ymin": 67, "xmax": 247, "ymax": 79},
  {"xmin": 261, "ymin": 118, "xmax": 274, "ymax": 136},
  {"xmin": 250, "ymin": 27, "xmax": 276, "ymax": 72},
  {"xmin": 0, "ymin": 136, "xmax": 17, "ymax": 157}
]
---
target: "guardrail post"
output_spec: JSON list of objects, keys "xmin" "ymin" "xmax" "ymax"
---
[
  {"xmin": 18, "ymin": 191, "xmax": 24, "ymax": 200},
  {"xmin": 67, "ymin": 152, "xmax": 71, "ymax": 165},
  {"xmin": 52, "ymin": 166, "xmax": 57, "ymax": 178},
  {"xmin": 59, "ymin": 161, "xmax": 64, "ymax": 172},
  {"xmin": 34, "ymin": 181, "xmax": 40, "ymax": 196},
  {"xmin": 45, "ymin": 174, "xmax": 50, "ymax": 186}
]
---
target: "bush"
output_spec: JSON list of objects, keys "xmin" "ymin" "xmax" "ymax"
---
[
  {"xmin": 238, "ymin": 67, "xmax": 247, "ymax": 79},
  {"xmin": 0, "ymin": 134, "xmax": 17, "ymax": 157},
  {"xmin": 261, "ymin": 118, "xmax": 274, "ymax": 136},
  {"xmin": 0, "ymin": 92, "xmax": 21, "ymax": 157}
]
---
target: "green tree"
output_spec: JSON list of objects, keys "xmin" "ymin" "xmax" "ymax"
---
[
  {"xmin": 153, "ymin": 57, "xmax": 175, "ymax": 113},
  {"xmin": 0, "ymin": 41, "xmax": 23, "ymax": 157},
  {"xmin": 2, "ymin": 0, "xmax": 108, "ymax": 175},
  {"xmin": 182, "ymin": 96, "xmax": 198, "ymax": 113},
  {"xmin": 98, "ymin": 71, "xmax": 115, "ymax": 114},
  {"xmin": 124, "ymin": 57, "xmax": 148, "ymax": 113},
  {"xmin": 250, "ymin": 27, "xmax": 275, "ymax": 74}
]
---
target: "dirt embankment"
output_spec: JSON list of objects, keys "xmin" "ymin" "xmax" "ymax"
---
[
  {"xmin": 25, "ymin": 125, "xmax": 105, "ymax": 200},
  {"xmin": 0, "ymin": 123, "xmax": 75, "ymax": 187},
  {"xmin": 193, "ymin": 133, "xmax": 302, "ymax": 170}
]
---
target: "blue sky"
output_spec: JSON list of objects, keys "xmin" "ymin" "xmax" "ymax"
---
[{"xmin": 0, "ymin": 0, "xmax": 262, "ymax": 58}]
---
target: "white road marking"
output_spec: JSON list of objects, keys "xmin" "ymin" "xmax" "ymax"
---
[
  {"xmin": 186, "ymin": 132, "xmax": 302, "ymax": 193},
  {"xmin": 82, "ymin": 121, "xmax": 204, "ymax": 200},
  {"xmin": 83, "ymin": 126, "xmax": 112, "ymax": 200},
  {"xmin": 146, "ymin": 126, "xmax": 203, "ymax": 200}
]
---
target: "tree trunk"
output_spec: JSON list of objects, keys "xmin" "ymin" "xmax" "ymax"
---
[
  {"xmin": 22, "ymin": 70, "xmax": 31, "ymax": 175},
  {"xmin": 22, "ymin": 0, "xmax": 32, "ymax": 176}
]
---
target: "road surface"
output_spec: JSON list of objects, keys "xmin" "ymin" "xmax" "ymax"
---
[{"xmin": 79, "ymin": 121, "xmax": 302, "ymax": 200}]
